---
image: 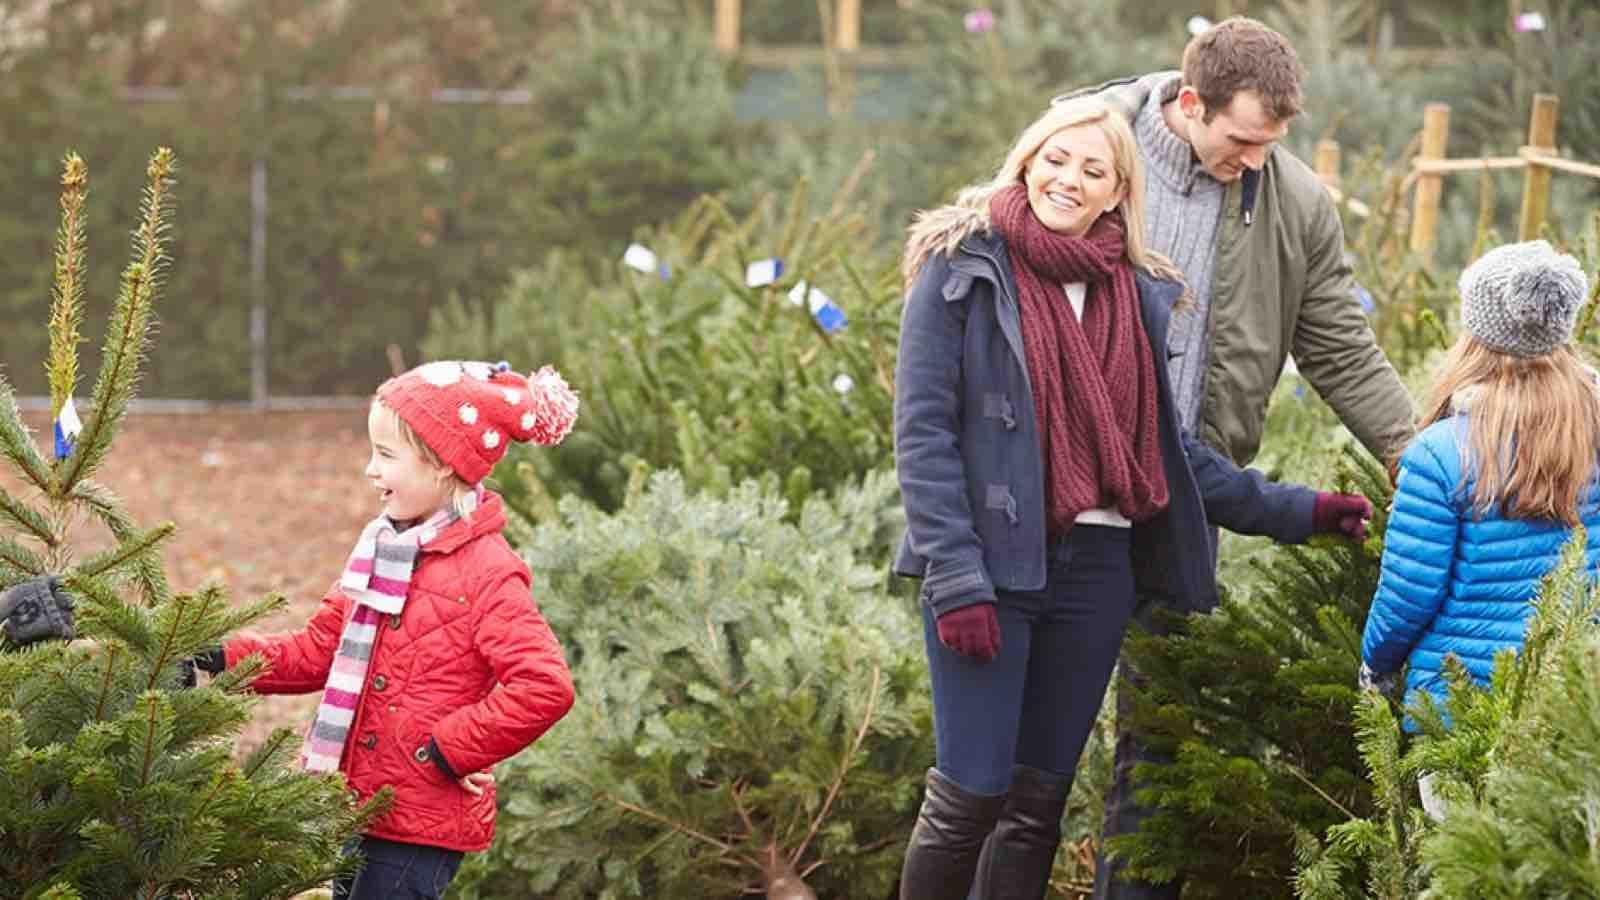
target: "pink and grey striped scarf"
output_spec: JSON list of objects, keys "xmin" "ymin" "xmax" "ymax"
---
[{"xmin": 300, "ymin": 492, "xmax": 477, "ymax": 773}]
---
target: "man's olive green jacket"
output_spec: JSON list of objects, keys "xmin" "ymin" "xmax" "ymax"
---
[{"xmin": 1071, "ymin": 72, "xmax": 1415, "ymax": 465}]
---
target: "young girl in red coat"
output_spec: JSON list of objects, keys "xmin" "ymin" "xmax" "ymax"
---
[{"xmin": 199, "ymin": 360, "xmax": 579, "ymax": 900}]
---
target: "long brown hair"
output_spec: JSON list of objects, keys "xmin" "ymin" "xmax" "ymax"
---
[
  {"xmin": 900, "ymin": 97, "xmax": 1186, "ymax": 295},
  {"xmin": 1418, "ymin": 335, "xmax": 1600, "ymax": 525}
]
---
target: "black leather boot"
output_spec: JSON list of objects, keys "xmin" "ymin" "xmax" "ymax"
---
[
  {"xmin": 973, "ymin": 764, "xmax": 1073, "ymax": 900},
  {"xmin": 899, "ymin": 768, "xmax": 1006, "ymax": 900}
]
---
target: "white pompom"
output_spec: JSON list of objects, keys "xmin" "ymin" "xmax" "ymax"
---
[{"xmin": 419, "ymin": 362, "xmax": 461, "ymax": 387}]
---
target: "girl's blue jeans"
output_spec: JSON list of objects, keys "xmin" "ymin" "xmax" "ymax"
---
[
  {"xmin": 922, "ymin": 524, "xmax": 1138, "ymax": 796},
  {"xmin": 332, "ymin": 836, "xmax": 464, "ymax": 900}
]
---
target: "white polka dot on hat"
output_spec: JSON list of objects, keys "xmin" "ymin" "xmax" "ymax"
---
[{"xmin": 377, "ymin": 361, "xmax": 579, "ymax": 483}]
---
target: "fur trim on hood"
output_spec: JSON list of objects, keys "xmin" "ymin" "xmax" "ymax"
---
[{"xmin": 901, "ymin": 198, "xmax": 994, "ymax": 293}]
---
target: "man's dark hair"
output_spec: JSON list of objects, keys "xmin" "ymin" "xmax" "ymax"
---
[{"xmin": 1181, "ymin": 16, "xmax": 1304, "ymax": 123}]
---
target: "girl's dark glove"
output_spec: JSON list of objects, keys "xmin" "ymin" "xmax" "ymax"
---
[
  {"xmin": 176, "ymin": 648, "xmax": 226, "ymax": 690},
  {"xmin": 1313, "ymin": 493, "xmax": 1373, "ymax": 541},
  {"xmin": 1, "ymin": 575, "xmax": 76, "ymax": 646},
  {"xmin": 1358, "ymin": 662, "xmax": 1402, "ymax": 700},
  {"xmin": 193, "ymin": 648, "xmax": 226, "ymax": 674},
  {"xmin": 935, "ymin": 602, "xmax": 1001, "ymax": 663}
]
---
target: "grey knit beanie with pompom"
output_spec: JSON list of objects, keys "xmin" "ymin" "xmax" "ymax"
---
[{"xmin": 1458, "ymin": 239, "xmax": 1591, "ymax": 357}]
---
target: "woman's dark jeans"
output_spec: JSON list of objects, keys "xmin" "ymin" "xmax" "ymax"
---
[
  {"xmin": 921, "ymin": 524, "xmax": 1138, "ymax": 796},
  {"xmin": 332, "ymin": 836, "xmax": 464, "ymax": 900}
]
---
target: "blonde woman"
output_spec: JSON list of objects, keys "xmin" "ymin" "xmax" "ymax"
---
[
  {"xmin": 1361, "ymin": 241, "xmax": 1600, "ymax": 816},
  {"xmin": 892, "ymin": 97, "xmax": 1369, "ymax": 900}
]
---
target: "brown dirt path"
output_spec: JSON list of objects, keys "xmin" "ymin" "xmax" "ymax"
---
[{"xmin": 5, "ymin": 409, "xmax": 377, "ymax": 752}]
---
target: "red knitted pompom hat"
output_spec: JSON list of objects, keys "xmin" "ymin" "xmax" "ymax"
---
[{"xmin": 376, "ymin": 360, "xmax": 578, "ymax": 484}]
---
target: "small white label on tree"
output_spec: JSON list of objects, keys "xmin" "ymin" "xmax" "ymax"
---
[
  {"xmin": 1186, "ymin": 15, "xmax": 1213, "ymax": 35},
  {"xmin": 1514, "ymin": 11, "xmax": 1546, "ymax": 31},
  {"xmin": 623, "ymin": 243, "xmax": 659, "ymax": 274},
  {"xmin": 745, "ymin": 258, "xmax": 784, "ymax": 287},
  {"xmin": 785, "ymin": 282, "xmax": 848, "ymax": 334}
]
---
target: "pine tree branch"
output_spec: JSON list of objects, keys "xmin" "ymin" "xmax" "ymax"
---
[
  {"xmin": 1277, "ymin": 757, "xmax": 1359, "ymax": 821},
  {"xmin": 47, "ymin": 154, "xmax": 88, "ymax": 420},
  {"xmin": 0, "ymin": 487, "xmax": 58, "ymax": 548},
  {"xmin": 240, "ymin": 727, "xmax": 296, "ymax": 781},
  {"xmin": 76, "ymin": 523, "xmax": 174, "ymax": 580},
  {"xmin": 69, "ymin": 480, "xmax": 171, "ymax": 606},
  {"xmin": 0, "ymin": 537, "xmax": 45, "ymax": 579},
  {"xmin": 137, "ymin": 693, "xmax": 160, "ymax": 786},
  {"xmin": 0, "ymin": 379, "xmax": 52, "ymax": 493},
  {"xmin": 93, "ymin": 643, "xmax": 123, "ymax": 722},
  {"xmin": 791, "ymin": 663, "xmax": 879, "ymax": 868},
  {"xmin": 603, "ymin": 792, "xmax": 762, "ymax": 869},
  {"xmin": 58, "ymin": 149, "xmax": 174, "ymax": 493}
]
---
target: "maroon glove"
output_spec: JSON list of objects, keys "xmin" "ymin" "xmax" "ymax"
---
[
  {"xmin": 936, "ymin": 602, "xmax": 1001, "ymax": 662},
  {"xmin": 1313, "ymin": 492, "xmax": 1373, "ymax": 541}
]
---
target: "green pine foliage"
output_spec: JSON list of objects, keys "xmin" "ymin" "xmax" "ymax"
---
[
  {"xmin": 0, "ymin": 151, "xmax": 378, "ymax": 898},
  {"xmin": 1294, "ymin": 531, "xmax": 1600, "ymax": 898},
  {"xmin": 901, "ymin": 0, "xmax": 1181, "ymax": 202},
  {"xmin": 424, "ymin": 182, "xmax": 901, "ymax": 521},
  {"xmin": 449, "ymin": 470, "xmax": 926, "ymax": 900},
  {"xmin": 1105, "ymin": 448, "xmax": 1393, "ymax": 898}
]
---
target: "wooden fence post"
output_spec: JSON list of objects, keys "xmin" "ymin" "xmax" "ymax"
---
[
  {"xmin": 715, "ymin": 0, "xmax": 741, "ymax": 53},
  {"xmin": 1410, "ymin": 103, "xmax": 1450, "ymax": 263},
  {"xmin": 838, "ymin": 0, "xmax": 861, "ymax": 51},
  {"xmin": 1314, "ymin": 139, "xmax": 1341, "ymax": 192},
  {"xmin": 1517, "ymin": 93, "xmax": 1559, "ymax": 241}
]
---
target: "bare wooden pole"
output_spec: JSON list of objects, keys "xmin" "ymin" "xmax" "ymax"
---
[
  {"xmin": 1517, "ymin": 93, "xmax": 1560, "ymax": 241},
  {"xmin": 837, "ymin": 0, "xmax": 860, "ymax": 51},
  {"xmin": 1314, "ymin": 139, "xmax": 1342, "ymax": 191},
  {"xmin": 1409, "ymin": 103, "xmax": 1450, "ymax": 263},
  {"xmin": 715, "ymin": 0, "xmax": 741, "ymax": 53}
]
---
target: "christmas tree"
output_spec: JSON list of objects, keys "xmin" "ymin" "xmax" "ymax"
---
[
  {"xmin": 1106, "ymin": 449, "xmax": 1392, "ymax": 898},
  {"xmin": 0, "ymin": 150, "xmax": 376, "ymax": 898},
  {"xmin": 1295, "ymin": 531, "xmax": 1600, "ymax": 898},
  {"xmin": 451, "ymin": 470, "xmax": 926, "ymax": 900}
]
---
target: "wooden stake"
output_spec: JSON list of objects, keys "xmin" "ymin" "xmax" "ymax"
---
[
  {"xmin": 1314, "ymin": 139, "xmax": 1342, "ymax": 192},
  {"xmin": 1517, "ymin": 93, "xmax": 1559, "ymax": 241},
  {"xmin": 1409, "ymin": 103, "xmax": 1450, "ymax": 263},
  {"xmin": 715, "ymin": 0, "xmax": 740, "ymax": 53},
  {"xmin": 837, "ymin": 0, "xmax": 860, "ymax": 51}
]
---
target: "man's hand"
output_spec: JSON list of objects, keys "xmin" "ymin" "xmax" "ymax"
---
[{"xmin": 0, "ymin": 575, "xmax": 77, "ymax": 646}]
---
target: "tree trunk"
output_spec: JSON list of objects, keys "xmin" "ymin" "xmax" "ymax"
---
[{"xmin": 763, "ymin": 842, "xmax": 818, "ymax": 900}]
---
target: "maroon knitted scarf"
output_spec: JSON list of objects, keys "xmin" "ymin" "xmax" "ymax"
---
[{"xmin": 989, "ymin": 183, "xmax": 1168, "ymax": 533}]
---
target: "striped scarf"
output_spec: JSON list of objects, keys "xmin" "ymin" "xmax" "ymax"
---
[{"xmin": 300, "ymin": 492, "xmax": 476, "ymax": 773}]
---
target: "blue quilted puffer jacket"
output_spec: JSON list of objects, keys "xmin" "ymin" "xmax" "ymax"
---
[{"xmin": 1361, "ymin": 415, "xmax": 1600, "ymax": 724}]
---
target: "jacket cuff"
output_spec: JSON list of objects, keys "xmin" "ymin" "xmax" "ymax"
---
[
  {"xmin": 1284, "ymin": 486, "xmax": 1317, "ymax": 544},
  {"xmin": 427, "ymin": 737, "xmax": 461, "ymax": 780},
  {"xmin": 920, "ymin": 562, "xmax": 995, "ymax": 616}
]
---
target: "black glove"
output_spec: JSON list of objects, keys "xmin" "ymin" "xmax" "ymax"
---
[
  {"xmin": 175, "ymin": 647, "xmax": 226, "ymax": 690},
  {"xmin": 1, "ymin": 575, "xmax": 77, "ymax": 646},
  {"xmin": 1358, "ymin": 662, "xmax": 1402, "ymax": 699}
]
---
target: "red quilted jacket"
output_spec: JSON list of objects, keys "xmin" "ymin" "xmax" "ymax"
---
[{"xmin": 224, "ymin": 491, "xmax": 574, "ymax": 851}]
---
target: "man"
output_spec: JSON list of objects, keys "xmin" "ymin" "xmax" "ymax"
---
[{"xmin": 1056, "ymin": 18, "xmax": 1415, "ymax": 899}]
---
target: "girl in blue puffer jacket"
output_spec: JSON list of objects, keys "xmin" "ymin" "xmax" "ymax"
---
[{"xmin": 1361, "ymin": 240, "xmax": 1598, "ymax": 771}]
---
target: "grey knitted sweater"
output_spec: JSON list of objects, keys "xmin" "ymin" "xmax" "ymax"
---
[{"xmin": 1134, "ymin": 75, "xmax": 1224, "ymax": 435}]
